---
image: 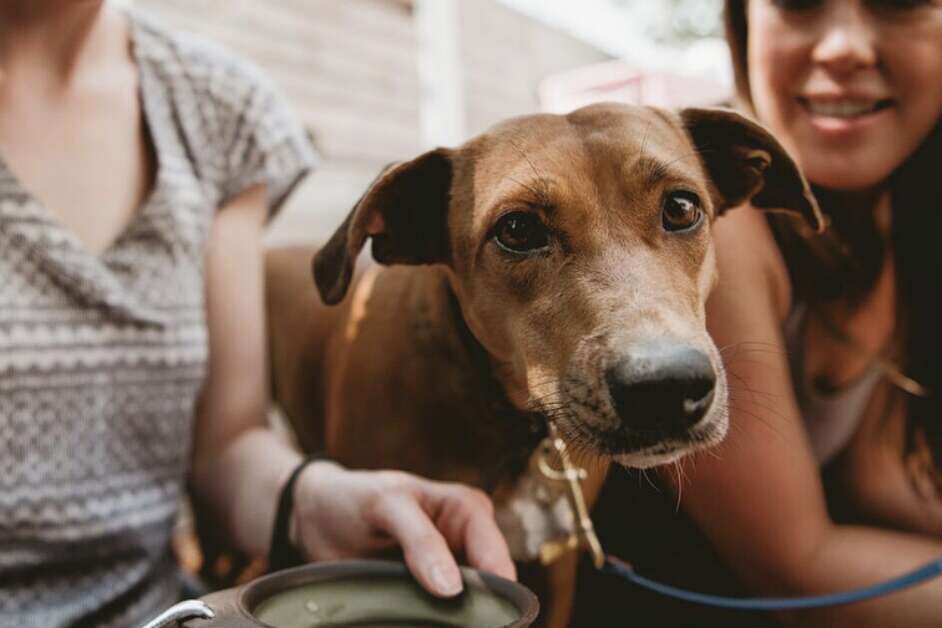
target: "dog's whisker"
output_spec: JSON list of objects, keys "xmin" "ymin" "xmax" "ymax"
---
[
  {"xmin": 724, "ymin": 401, "xmax": 784, "ymax": 437},
  {"xmin": 726, "ymin": 371, "xmax": 783, "ymax": 403},
  {"xmin": 718, "ymin": 340, "xmax": 786, "ymax": 352},
  {"xmin": 637, "ymin": 121, "xmax": 657, "ymax": 181},
  {"xmin": 719, "ymin": 344, "xmax": 789, "ymax": 363},
  {"xmin": 725, "ymin": 383, "xmax": 782, "ymax": 402},
  {"xmin": 657, "ymin": 147, "xmax": 716, "ymax": 174},
  {"xmin": 639, "ymin": 121, "xmax": 651, "ymax": 161},
  {"xmin": 704, "ymin": 447, "xmax": 723, "ymax": 462},
  {"xmin": 685, "ymin": 452, "xmax": 700, "ymax": 477},
  {"xmin": 640, "ymin": 467, "xmax": 660, "ymax": 493},
  {"xmin": 729, "ymin": 393, "xmax": 789, "ymax": 423},
  {"xmin": 504, "ymin": 175, "xmax": 551, "ymax": 205},
  {"xmin": 509, "ymin": 131, "xmax": 572, "ymax": 187},
  {"xmin": 726, "ymin": 396, "xmax": 783, "ymax": 426},
  {"xmin": 726, "ymin": 357, "xmax": 790, "ymax": 369},
  {"xmin": 725, "ymin": 371, "xmax": 789, "ymax": 418},
  {"xmin": 720, "ymin": 349, "xmax": 788, "ymax": 364},
  {"xmin": 670, "ymin": 460, "xmax": 685, "ymax": 511},
  {"xmin": 555, "ymin": 418, "xmax": 600, "ymax": 462},
  {"xmin": 506, "ymin": 138, "xmax": 553, "ymax": 206}
]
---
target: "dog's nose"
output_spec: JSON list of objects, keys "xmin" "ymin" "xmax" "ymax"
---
[{"xmin": 606, "ymin": 345, "xmax": 716, "ymax": 433}]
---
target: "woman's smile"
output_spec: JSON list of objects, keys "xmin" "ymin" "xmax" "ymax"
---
[
  {"xmin": 748, "ymin": 0, "xmax": 942, "ymax": 189},
  {"xmin": 797, "ymin": 93, "xmax": 896, "ymax": 137}
]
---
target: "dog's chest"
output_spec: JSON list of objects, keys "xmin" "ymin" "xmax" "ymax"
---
[{"xmin": 493, "ymin": 450, "xmax": 577, "ymax": 562}]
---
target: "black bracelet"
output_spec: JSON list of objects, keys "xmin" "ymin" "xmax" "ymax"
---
[{"xmin": 268, "ymin": 454, "xmax": 326, "ymax": 573}]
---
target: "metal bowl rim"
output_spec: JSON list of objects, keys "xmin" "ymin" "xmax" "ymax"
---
[{"xmin": 236, "ymin": 559, "xmax": 539, "ymax": 627}]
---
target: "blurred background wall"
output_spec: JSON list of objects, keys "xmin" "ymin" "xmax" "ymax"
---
[{"xmin": 128, "ymin": 0, "xmax": 727, "ymax": 244}]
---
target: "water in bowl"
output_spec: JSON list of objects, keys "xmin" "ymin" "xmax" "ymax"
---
[{"xmin": 252, "ymin": 575, "xmax": 520, "ymax": 628}]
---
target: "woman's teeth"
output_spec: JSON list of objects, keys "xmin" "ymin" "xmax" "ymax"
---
[{"xmin": 803, "ymin": 100, "xmax": 886, "ymax": 118}]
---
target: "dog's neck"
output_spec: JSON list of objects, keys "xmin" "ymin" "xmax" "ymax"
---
[{"xmin": 412, "ymin": 268, "xmax": 547, "ymax": 490}]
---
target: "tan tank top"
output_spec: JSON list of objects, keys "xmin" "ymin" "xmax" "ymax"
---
[{"xmin": 785, "ymin": 304, "xmax": 883, "ymax": 465}]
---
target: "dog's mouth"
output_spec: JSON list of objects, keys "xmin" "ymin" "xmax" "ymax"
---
[{"xmin": 556, "ymin": 413, "xmax": 726, "ymax": 468}]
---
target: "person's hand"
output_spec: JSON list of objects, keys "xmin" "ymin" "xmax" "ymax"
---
[{"xmin": 289, "ymin": 461, "xmax": 516, "ymax": 597}]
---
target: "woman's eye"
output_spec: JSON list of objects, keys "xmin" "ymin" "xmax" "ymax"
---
[
  {"xmin": 771, "ymin": 0, "xmax": 823, "ymax": 12},
  {"xmin": 868, "ymin": 0, "xmax": 933, "ymax": 11},
  {"xmin": 493, "ymin": 211, "xmax": 550, "ymax": 253},
  {"xmin": 773, "ymin": 0, "xmax": 932, "ymax": 11},
  {"xmin": 662, "ymin": 191, "xmax": 704, "ymax": 233}
]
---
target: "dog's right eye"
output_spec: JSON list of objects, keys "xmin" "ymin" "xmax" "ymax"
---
[
  {"xmin": 493, "ymin": 212, "xmax": 550, "ymax": 254},
  {"xmin": 662, "ymin": 191, "xmax": 703, "ymax": 233}
]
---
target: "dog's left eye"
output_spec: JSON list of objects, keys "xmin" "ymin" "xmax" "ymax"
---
[
  {"xmin": 493, "ymin": 212, "xmax": 550, "ymax": 253},
  {"xmin": 662, "ymin": 191, "xmax": 703, "ymax": 232}
]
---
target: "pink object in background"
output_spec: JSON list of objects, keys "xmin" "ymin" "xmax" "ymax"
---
[{"xmin": 540, "ymin": 59, "xmax": 731, "ymax": 113}]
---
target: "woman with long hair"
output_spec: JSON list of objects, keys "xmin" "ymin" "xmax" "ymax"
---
[{"xmin": 575, "ymin": 1, "xmax": 942, "ymax": 626}]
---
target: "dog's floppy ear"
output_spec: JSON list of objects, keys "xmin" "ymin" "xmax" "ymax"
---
[
  {"xmin": 680, "ymin": 108, "xmax": 824, "ymax": 233},
  {"xmin": 312, "ymin": 148, "xmax": 453, "ymax": 305}
]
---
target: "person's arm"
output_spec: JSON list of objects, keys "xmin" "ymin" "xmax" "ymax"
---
[
  {"xmin": 188, "ymin": 185, "xmax": 515, "ymax": 597},
  {"xmin": 666, "ymin": 208, "xmax": 942, "ymax": 628}
]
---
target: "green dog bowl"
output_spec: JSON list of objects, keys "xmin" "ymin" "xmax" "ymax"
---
[{"xmin": 147, "ymin": 560, "xmax": 539, "ymax": 628}]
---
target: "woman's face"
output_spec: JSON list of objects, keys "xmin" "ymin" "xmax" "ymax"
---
[{"xmin": 746, "ymin": 0, "xmax": 942, "ymax": 191}]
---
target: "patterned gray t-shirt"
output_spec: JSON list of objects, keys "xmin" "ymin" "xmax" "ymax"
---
[{"xmin": 0, "ymin": 12, "xmax": 316, "ymax": 627}]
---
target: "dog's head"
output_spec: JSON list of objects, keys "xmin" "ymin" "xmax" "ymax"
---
[{"xmin": 314, "ymin": 104, "xmax": 821, "ymax": 468}]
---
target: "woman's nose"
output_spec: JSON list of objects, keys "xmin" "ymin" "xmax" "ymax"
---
[{"xmin": 811, "ymin": 3, "xmax": 878, "ymax": 75}]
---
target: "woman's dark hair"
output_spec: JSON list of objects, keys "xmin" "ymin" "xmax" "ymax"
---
[{"xmin": 724, "ymin": 0, "xmax": 942, "ymax": 481}]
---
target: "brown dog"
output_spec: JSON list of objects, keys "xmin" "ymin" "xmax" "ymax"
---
[{"xmin": 265, "ymin": 103, "xmax": 821, "ymax": 628}]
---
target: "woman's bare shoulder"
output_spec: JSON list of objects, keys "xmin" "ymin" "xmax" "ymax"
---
[{"xmin": 710, "ymin": 206, "xmax": 793, "ymax": 322}]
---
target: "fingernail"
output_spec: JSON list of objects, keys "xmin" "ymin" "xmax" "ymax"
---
[
  {"xmin": 430, "ymin": 563, "xmax": 463, "ymax": 597},
  {"xmin": 479, "ymin": 553, "xmax": 516, "ymax": 581}
]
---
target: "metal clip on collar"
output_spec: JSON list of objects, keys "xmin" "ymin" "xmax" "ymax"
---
[{"xmin": 535, "ymin": 421, "xmax": 606, "ymax": 569}]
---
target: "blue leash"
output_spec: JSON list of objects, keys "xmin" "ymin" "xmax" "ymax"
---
[
  {"xmin": 602, "ymin": 554, "xmax": 942, "ymax": 610},
  {"xmin": 537, "ymin": 424, "xmax": 942, "ymax": 611}
]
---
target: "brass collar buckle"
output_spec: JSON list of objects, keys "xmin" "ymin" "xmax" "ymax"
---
[{"xmin": 535, "ymin": 421, "xmax": 605, "ymax": 569}]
